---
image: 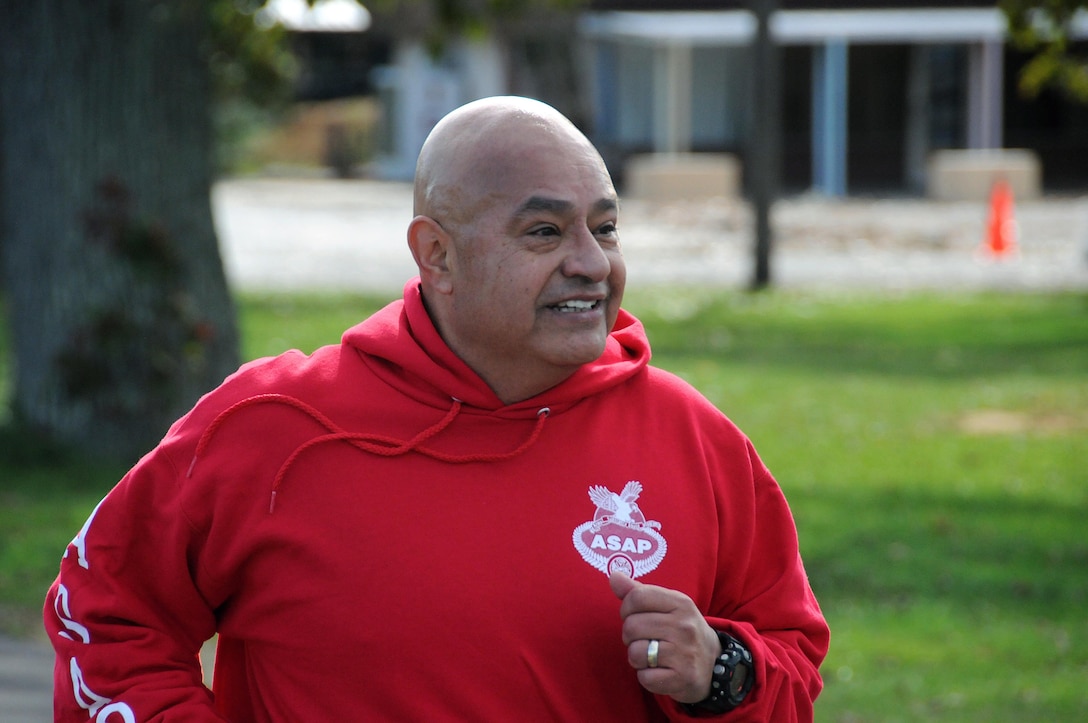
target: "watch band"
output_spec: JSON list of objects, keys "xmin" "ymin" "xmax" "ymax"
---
[{"xmin": 681, "ymin": 630, "xmax": 754, "ymax": 717}]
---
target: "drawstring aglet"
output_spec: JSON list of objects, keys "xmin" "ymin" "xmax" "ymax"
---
[
  {"xmin": 187, "ymin": 455, "xmax": 198, "ymax": 478},
  {"xmin": 268, "ymin": 490, "xmax": 278, "ymax": 514}
]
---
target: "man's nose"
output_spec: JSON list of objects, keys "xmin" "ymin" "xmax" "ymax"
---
[{"xmin": 561, "ymin": 226, "xmax": 611, "ymax": 281}]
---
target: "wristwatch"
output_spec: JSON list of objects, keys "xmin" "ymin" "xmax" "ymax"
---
[{"xmin": 681, "ymin": 630, "xmax": 754, "ymax": 717}]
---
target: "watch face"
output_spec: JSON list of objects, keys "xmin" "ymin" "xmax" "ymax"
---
[{"xmin": 729, "ymin": 665, "xmax": 749, "ymax": 697}]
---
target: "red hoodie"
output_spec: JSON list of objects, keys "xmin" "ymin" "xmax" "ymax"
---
[{"xmin": 45, "ymin": 279, "xmax": 828, "ymax": 722}]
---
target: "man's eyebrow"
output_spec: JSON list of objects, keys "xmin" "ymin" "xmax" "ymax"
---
[
  {"xmin": 593, "ymin": 197, "xmax": 619, "ymax": 214},
  {"xmin": 514, "ymin": 196, "xmax": 618, "ymax": 217},
  {"xmin": 515, "ymin": 196, "xmax": 574, "ymax": 216}
]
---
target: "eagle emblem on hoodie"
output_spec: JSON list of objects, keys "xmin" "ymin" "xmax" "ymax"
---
[{"xmin": 572, "ymin": 481, "xmax": 667, "ymax": 578}]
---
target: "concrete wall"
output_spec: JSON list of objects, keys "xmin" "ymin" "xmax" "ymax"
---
[{"xmin": 926, "ymin": 149, "xmax": 1041, "ymax": 201}]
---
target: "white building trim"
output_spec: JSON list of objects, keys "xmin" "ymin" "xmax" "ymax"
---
[{"xmin": 581, "ymin": 8, "xmax": 1015, "ymax": 46}]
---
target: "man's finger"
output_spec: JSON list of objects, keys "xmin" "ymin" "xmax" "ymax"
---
[{"xmin": 608, "ymin": 570, "xmax": 639, "ymax": 600}]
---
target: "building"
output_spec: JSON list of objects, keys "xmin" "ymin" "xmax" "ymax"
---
[
  {"xmin": 579, "ymin": 0, "xmax": 1088, "ymax": 195},
  {"xmin": 276, "ymin": 1, "xmax": 1088, "ymax": 195}
]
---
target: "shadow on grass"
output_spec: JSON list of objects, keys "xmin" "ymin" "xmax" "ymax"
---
[
  {"xmin": 796, "ymin": 484, "xmax": 1088, "ymax": 618},
  {"xmin": 633, "ymin": 291, "xmax": 1088, "ymax": 380}
]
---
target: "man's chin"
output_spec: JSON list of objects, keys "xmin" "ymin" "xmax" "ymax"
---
[{"xmin": 545, "ymin": 334, "xmax": 609, "ymax": 369}]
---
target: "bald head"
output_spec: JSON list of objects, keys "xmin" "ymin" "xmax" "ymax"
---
[
  {"xmin": 404, "ymin": 96, "xmax": 624, "ymax": 404},
  {"xmin": 413, "ymin": 97, "xmax": 605, "ymax": 225}
]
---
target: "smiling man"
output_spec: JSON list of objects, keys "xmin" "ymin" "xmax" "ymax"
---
[
  {"xmin": 45, "ymin": 97, "xmax": 828, "ymax": 722},
  {"xmin": 410, "ymin": 98, "xmax": 625, "ymax": 403}
]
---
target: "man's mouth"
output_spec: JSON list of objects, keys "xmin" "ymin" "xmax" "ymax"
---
[{"xmin": 549, "ymin": 299, "xmax": 601, "ymax": 313}]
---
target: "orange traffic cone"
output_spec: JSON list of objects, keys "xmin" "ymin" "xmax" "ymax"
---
[{"xmin": 980, "ymin": 178, "xmax": 1018, "ymax": 259}]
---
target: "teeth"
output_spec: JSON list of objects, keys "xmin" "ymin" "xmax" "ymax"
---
[{"xmin": 554, "ymin": 299, "xmax": 597, "ymax": 312}]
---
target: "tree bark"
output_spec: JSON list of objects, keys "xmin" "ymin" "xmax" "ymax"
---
[{"xmin": 1, "ymin": 1, "xmax": 239, "ymax": 462}]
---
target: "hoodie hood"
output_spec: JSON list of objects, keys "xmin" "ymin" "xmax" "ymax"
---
[
  {"xmin": 344, "ymin": 278, "xmax": 651, "ymax": 417},
  {"xmin": 186, "ymin": 279, "xmax": 652, "ymax": 513}
]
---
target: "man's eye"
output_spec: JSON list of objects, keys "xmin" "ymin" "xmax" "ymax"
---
[
  {"xmin": 530, "ymin": 226, "xmax": 560, "ymax": 236},
  {"xmin": 596, "ymin": 222, "xmax": 618, "ymax": 236}
]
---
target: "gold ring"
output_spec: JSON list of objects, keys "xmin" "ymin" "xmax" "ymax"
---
[{"xmin": 647, "ymin": 639, "xmax": 660, "ymax": 668}]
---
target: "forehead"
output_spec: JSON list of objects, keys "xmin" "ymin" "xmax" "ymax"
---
[{"xmin": 480, "ymin": 137, "xmax": 617, "ymax": 214}]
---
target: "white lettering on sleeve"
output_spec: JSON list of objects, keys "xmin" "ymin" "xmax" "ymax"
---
[
  {"xmin": 96, "ymin": 703, "xmax": 138, "ymax": 723},
  {"xmin": 69, "ymin": 657, "xmax": 136, "ymax": 722},
  {"xmin": 54, "ymin": 584, "xmax": 90, "ymax": 643},
  {"xmin": 65, "ymin": 498, "xmax": 105, "ymax": 570}
]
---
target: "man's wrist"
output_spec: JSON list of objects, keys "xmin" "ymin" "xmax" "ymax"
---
[{"xmin": 681, "ymin": 630, "xmax": 754, "ymax": 717}]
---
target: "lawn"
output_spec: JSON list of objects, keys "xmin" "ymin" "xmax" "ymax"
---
[{"xmin": 2, "ymin": 289, "xmax": 1086, "ymax": 721}]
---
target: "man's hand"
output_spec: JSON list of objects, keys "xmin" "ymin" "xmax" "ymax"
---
[{"xmin": 609, "ymin": 572, "xmax": 721, "ymax": 704}]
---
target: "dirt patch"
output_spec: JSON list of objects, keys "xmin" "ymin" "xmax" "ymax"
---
[{"xmin": 958, "ymin": 410, "xmax": 1080, "ymax": 435}]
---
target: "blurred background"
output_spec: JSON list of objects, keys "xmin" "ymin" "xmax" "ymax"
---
[
  {"xmin": 217, "ymin": 0, "xmax": 1088, "ymax": 195},
  {"xmin": 1, "ymin": 1, "xmax": 1086, "ymax": 721}
]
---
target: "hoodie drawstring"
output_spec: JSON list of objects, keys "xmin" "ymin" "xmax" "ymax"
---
[
  {"xmin": 187, "ymin": 394, "xmax": 342, "ymax": 478},
  {"xmin": 186, "ymin": 394, "xmax": 550, "ymax": 514}
]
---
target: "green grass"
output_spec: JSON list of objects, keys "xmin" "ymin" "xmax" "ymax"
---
[
  {"xmin": 631, "ymin": 289, "xmax": 1088, "ymax": 721},
  {"xmin": 2, "ymin": 289, "xmax": 1086, "ymax": 720}
]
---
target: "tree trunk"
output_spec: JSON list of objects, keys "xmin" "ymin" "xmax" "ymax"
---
[{"xmin": 0, "ymin": 1, "xmax": 239, "ymax": 462}]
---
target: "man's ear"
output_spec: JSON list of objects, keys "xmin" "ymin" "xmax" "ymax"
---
[{"xmin": 407, "ymin": 215, "xmax": 454, "ymax": 294}]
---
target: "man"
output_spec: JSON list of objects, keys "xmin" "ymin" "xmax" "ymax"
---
[{"xmin": 45, "ymin": 96, "xmax": 828, "ymax": 721}]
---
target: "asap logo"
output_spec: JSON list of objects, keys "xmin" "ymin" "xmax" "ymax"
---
[{"xmin": 572, "ymin": 481, "xmax": 667, "ymax": 578}]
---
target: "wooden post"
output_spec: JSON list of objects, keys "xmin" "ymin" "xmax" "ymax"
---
[{"xmin": 749, "ymin": 0, "xmax": 780, "ymax": 289}]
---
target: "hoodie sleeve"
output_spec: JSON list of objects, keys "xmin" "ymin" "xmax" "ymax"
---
[
  {"xmin": 663, "ymin": 440, "xmax": 829, "ymax": 722},
  {"xmin": 43, "ymin": 445, "xmax": 227, "ymax": 722}
]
